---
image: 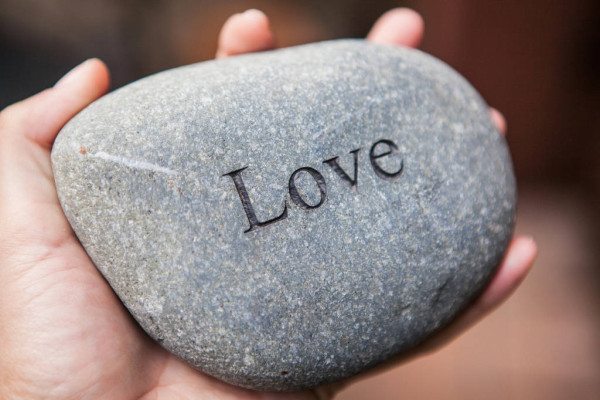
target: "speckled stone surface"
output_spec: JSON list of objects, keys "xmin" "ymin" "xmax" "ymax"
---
[{"xmin": 51, "ymin": 40, "xmax": 515, "ymax": 391}]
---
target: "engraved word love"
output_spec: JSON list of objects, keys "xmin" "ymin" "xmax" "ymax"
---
[{"xmin": 223, "ymin": 139, "xmax": 403, "ymax": 233}]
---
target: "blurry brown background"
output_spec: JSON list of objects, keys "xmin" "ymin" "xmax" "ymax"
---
[{"xmin": 1, "ymin": 1, "xmax": 599, "ymax": 399}]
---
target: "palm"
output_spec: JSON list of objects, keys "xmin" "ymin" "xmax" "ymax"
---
[
  {"xmin": 0, "ymin": 8, "xmax": 536, "ymax": 400},
  {"xmin": 0, "ymin": 143, "xmax": 309, "ymax": 399}
]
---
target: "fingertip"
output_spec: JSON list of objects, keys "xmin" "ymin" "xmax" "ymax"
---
[
  {"xmin": 55, "ymin": 58, "xmax": 110, "ymax": 93},
  {"xmin": 216, "ymin": 9, "xmax": 275, "ymax": 59},
  {"xmin": 396, "ymin": 7, "xmax": 425, "ymax": 42},
  {"xmin": 240, "ymin": 9, "xmax": 274, "ymax": 48},
  {"xmin": 86, "ymin": 58, "xmax": 111, "ymax": 94},
  {"xmin": 511, "ymin": 235, "xmax": 538, "ymax": 271},
  {"xmin": 367, "ymin": 7, "xmax": 424, "ymax": 48},
  {"xmin": 477, "ymin": 235, "xmax": 537, "ymax": 311},
  {"xmin": 25, "ymin": 58, "xmax": 111, "ymax": 148},
  {"xmin": 490, "ymin": 107, "xmax": 507, "ymax": 135},
  {"xmin": 242, "ymin": 8, "xmax": 270, "ymax": 28}
]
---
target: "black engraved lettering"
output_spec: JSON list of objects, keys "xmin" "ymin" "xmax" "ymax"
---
[
  {"xmin": 223, "ymin": 167, "xmax": 288, "ymax": 233},
  {"xmin": 288, "ymin": 167, "xmax": 327, "ymax": 209},
  {"xmin": 323, "ymin": 148, "xmax": 360, "ymax": 187},
  {"xmin": 224, "ymin": 139, "xmax": 405, "ymax": 232},
  {"xmin": 369, "ymin": 139, "xmax": 404, "ymax": 178}
]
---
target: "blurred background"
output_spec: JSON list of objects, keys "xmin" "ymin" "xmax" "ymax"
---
[{"xmin": 1, "ymin": 0, "xmax": 598, "ymax": 399}]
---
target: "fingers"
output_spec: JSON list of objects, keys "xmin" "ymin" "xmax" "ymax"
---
[
  {"xmin": 214, "ymin": 7, "xmax": 506, "ymax": 146},
  {"xmin": 0, "ymin": 59, "xmax": 110, "ymax": 150},
  {"xmin": 490, "ymin": 107, "xmax": 507, "ymax": 135},
  {"xmin": 420, "ymin": 236, "xmax": 537, "ymax": 353},
  {"xmin": 467, "ymin": 236, "xmax": 537, "ymax": 316},
  {"xmin": 317, "ymin": 236, "xmax": 536, "ymax": 397},
  {"xmin": 367, "ymin": 8, "xmax": 424, "ymax": 48},
  {"xmin": 216, "ymin": 9, "xmax": 276, "ymax": 59},
  {"xmin": 366, "ymin": 8, "xmax": 506, "ymax": 138},
  {"xmin": 0, "ymin": 59, "xmax": 110, "ymax": 250}
]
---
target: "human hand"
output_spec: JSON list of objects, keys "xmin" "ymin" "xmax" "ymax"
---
[{"xmin": 0, "ymin": 8, "xmax": 536, "ymax": 400}]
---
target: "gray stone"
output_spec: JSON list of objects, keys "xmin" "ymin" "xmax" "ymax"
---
[{"xmin": 51, "ymin": 39, "xmax": 515, "ymax": 391}]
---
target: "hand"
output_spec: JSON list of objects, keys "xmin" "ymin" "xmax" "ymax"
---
[{"xmin": 0, "ymin": 8, "xmax": 536, "ymax": 400}]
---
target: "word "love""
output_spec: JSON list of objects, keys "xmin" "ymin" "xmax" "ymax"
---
[{"xmin": 223, "ymin": 139, "xmax": 403, "ymax": 233}]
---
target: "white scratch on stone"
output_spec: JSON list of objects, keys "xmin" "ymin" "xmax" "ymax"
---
[{"xmin": 90, "ymin": 151, "xmax": 177, "ymax": 176}]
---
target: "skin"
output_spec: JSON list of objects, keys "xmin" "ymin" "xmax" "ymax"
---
[{"xmin": 0, "ymin": 8, "xmax": 536, "ymax": 400}]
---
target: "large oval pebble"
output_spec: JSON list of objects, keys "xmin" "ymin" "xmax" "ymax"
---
[{"xmin": 52, "ymin": 39, "xmax": 515, "ymax": 391}]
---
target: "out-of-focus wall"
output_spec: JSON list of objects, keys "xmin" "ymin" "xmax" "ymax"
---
[
  {"xmin": 2, "ymin": 0, "xmax": 598, "ymax": 190},
  {"xmin": 0, "ymin": 0, "xmax": 397, "ymax": 100},
  {"xmin": 412, "ymin": 0, "xmax": 600, "ymax": 188}
]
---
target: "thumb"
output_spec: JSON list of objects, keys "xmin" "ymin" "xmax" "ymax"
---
[
  {"xmin": 1, "ymin": 58, "xmax": 110, "ymax": 150},
  {"xmin": 0, "ymin": 59, "xmax": 110, "ymax": 256}
]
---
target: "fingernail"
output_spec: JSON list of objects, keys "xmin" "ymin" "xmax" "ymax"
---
[{"xmin": 55, "ymin": 59, "xmax": 94, "ymax": 88}]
